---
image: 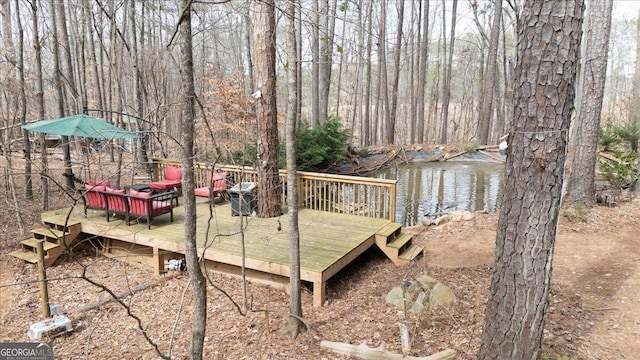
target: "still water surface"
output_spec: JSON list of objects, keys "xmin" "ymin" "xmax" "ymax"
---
[{"xmin": 369, "ymin": 161, "xmax": 505, "ymax": 226}]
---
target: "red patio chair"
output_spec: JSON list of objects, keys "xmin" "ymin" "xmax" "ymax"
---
[{"xmin": 149, "ymin": 165, "xmax": 182, "ymax": 191}]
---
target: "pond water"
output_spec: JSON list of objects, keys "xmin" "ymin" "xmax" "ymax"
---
[{"xmin": 369, "ymin": 161, "xmax": 505, "ymax": 226}]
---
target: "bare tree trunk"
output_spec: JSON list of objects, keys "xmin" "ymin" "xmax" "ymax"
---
[
  {"xmin": 48, "ymin": 0, "xmax": 74, "ymax": 191},
  {"xmin": 476, "ymin": 0, "xmax": 502, "ymax": 145},
  {"xmin": 388, "ymin": 0, "xmax": 404, "ymax": 145},
  {"xmin": 439, "ymin": 0, "xmax": 457, "ymax": 145},
  {"xmin": 630, "ymin": 6, "xmax": 640, "ymax": 123},
  {"xmin": 311, "ymin": 0, "xmax": 320, "ymax": 128},
  {"xmin": 10, "ymin": 0, "xmax": 32, "ymax": 199},
  {"xmin": 633, "ymin": 7, "xmax": 640, "ymax": 195},
  {"xmin": 565, "ymin": 0, "xmax": 612, "ymax": 206},
  {"xmin": 244, "ymin": 1, "xmax": 254, "ymax": 95},
  {"xmin": 179, "ymin": 1, "xmax": 207, "ymax": 359},
  {"xmin": 363, "ymin": 0, "xmax": 373, "ymax": 146},
  {"xmin": 30, "ymin": 0, "xmax": 49, "ymax": 210},
  {"xmin": 335, "ymin": 6, "xmax": 346, "ymax": 115},
  {"xmin": 130, "ymin": 0, "xmax": 149, "ymax": 173},
  {"xmin": 318, "ymin": 0, "xmax": 336, "ymax": 124},
  {"xmin": 296, "ymin": 1, "xmax": 302, "ymax": 122},
  {"xmin": 254, "ymin": 0, "xmax": 282, "ymax": 218},
  {"xmin": 478, "ymin": 1, "xmax": 584, "ymax": 358},
  {"xmin": 416, "ymin": 0, "xmax": 429, "ymax": 144},
  {"xmin": 285, "ymin": 0, "xmax": 304, "ymax": 339},
  {"xmin": 378, "ymin": 0, "xmax": 390, "ymax": 145},
  {"xmin": 55, "ymin": 0, "xmax": 78, "ymax": 112}
]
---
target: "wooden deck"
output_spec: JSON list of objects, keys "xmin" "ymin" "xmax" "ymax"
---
[{"xmin": 40, "ymin": 197, "xmax": 393, "ymax": 306}]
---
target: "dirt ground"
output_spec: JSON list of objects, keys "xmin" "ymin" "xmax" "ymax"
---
[{"xmin": 1, "ymin": 152, "xmax": 639, "ymax": 359}]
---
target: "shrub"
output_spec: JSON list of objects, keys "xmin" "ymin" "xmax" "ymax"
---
[
  {"xmin": 598, "ymin": 150, "xmax": 638, "ymax": 189},
  {"xmin": 612, "ymin": 120, "xmax": 639, "ymax": 152},
  {"xmin": 291, "ymin": 115, "xmax": 352, "ymax": 170},
  {"xmin": 230, "ymin": 116, "xmax": 352, "ymax": 171},
  {"xmin": 598, "ymin": 120, "xmax": 617, "ymax": 151}
]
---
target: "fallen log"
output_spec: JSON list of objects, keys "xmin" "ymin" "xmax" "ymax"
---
[
  {"xmin": 441, "ymin": 151, "xmax": 467, "ymax": 161},
  {"xmin": 320, "ymin": 341, "xmax": 456, "ymax": 360},
  {"xmin": 74, "ymin": 282, "xmax": 151, "ymax": 314},
  {"xmin": 598, "ymin": 152, "xmax": 622, "ymax": 164},
  {"xmin": 478, "ymin": 150, "xmax": 505, "ymax": 162}
]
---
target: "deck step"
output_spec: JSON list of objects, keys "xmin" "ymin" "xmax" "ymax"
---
[
  {"xmin": 398, "ymin": 244, "xmax": 424, "ymax": 262},
  {"xmin": 20, "ymin": 238, "xmax": 60, "ymax": 252},
  {"xmin": 9, "ymin": 250, "xmax": 40, "ymax": 263},
  {"xmin": 387, "ymin": 233, "xmax": 413, "ymax": 250},
  {"xmin": 41, "ymin": 217, "xmax": 82, "ymax": 228},
  {"xmin": 32, "ymin": 227, "xmax": 68, "ymax": 240},
  {"xmin": 376, "ymin": 223, "xmax": 402, "ymax": 238}
]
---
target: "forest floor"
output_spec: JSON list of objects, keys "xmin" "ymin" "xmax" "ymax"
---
[{"xmin": 1, "ymin": 150, "xmax": 639, "ymax": 359}]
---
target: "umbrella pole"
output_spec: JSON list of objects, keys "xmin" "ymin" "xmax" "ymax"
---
[{"xmin": 62, "ymin": 135, "xmax": 75, "ymax": 191}]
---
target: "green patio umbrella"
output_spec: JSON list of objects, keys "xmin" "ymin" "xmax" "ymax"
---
[{"xmin": 22, "ymin": 114, "xmax": 138, "ymax": 139}]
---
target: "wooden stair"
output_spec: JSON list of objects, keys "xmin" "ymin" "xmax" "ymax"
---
[
  {"xmin": 9, "ymin": 219, "xmax": 82, "ymax": 268},
  {"xmin": 375, "ymin": 222, "xmax": 423, "ymax": 265}
]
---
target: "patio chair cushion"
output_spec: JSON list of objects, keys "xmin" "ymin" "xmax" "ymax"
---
[
  {"xmin": 84, "ymin": 185, "xmax": 107, "ymax": 210},
  {"xmin": 129, "ymin": 189, "xmax": 152, "ymax": 198},
  {"xmin": 87, "ymin": 179, "xmax": 111, "ymax": 187},
  {"xmin": 149, "ymin": 166, "xmax": 182, "ymax": 190},
  {"xmin": 195, "ymin": 172, "xmax": 228, "ymax": 198},
  {"xmin": 104, "ymin": 187, "xmax": 127, "ymax": 216},
  {"xmin": 165, "ymin": 165, "xmax": 181, "ymax": 181}
]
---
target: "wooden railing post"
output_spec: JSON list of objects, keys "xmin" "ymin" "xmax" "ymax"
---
[{"xmin": 389, "ymin": 183, "xmax": 396, "ymax": 222}]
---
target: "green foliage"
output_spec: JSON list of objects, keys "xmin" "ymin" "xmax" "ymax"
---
[
  {"xmin": 464, "ymin": 142, "xmax": 479, "ymax": 153},
  {"xmin": 598, "ymin": 121, "xmax": 617, "ymax": 151},
  {"xmin": 599, "ymin": 150, "xmax": 638, "ymax": 189},
  {"xmin": 612, "ymin": 120, "xmax": 640, "ymax": 152},
  {"xmin": 599, "ymin": 119, "xmax": 640, "ymax": 152},
  {"xmin": 291, "ymin": 115, "xmax": 352, "ymax": 171},
  {"xmin": 231, "ymin": 142, "xmax": 257, "ymax": 167},
  {"xmin": 231, "ymin": 116, "xmax": 352, "ymax": 171}
]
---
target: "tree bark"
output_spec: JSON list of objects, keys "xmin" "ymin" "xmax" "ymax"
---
[
  {"xmin": 179, "ymin": 1, "xmax": 207, "ymax": 359},
  {"xmin": 318, "ymin": 0, "xmax": 336, "ymax": 125},
  {"xmin": 632, "ymin": 7, "xmax": 640, "ymax": 196},
  {"xmin": 30, "ymin": 0, "xmax": 49, "ymax": 210},
  {"xmin": 565, "ymin": 0, "xmax": 612, "ymax": 206},
  {"xmin": 285, "ymin": 0, "xmax": 304, "ymax": 339},
  {"xmin": 311, "ymin": 0, "xmax": 320, "ymax": 128},
  {"xmin": 48, "ymin": 0, "xmax": 74, "ymax": 191},
  {"xmin": 478, "ymin": 1, "xmax": 584, "ymax": 359},
  {"xmin": 388, "ymin": 0, "xmax": 404, "ymax": 145},
  {"xmin": 416, "ymin": 0, "xmax": 429, "ymax": 144},
  {"xmin": 254, "ymin": 0, "xmax": 282, "ymax": 218},
  {"xmin": 476, "ymin": 0, "xmax": 502, "ymax": 145},
  {"xmin": 362, "ymin": 0, "xmax": 373, "ymax": 146},
  {"xmin": 11, "ymin": 0, "xmax": 32, "ymax": 199},
  {"xmin": 440, "ymin": 0, "xmax": 458, "ymax": 145}
]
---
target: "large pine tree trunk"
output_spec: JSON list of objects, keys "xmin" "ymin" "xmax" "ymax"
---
[
  {"xmin": 565, "ymin": 0, "xmax": 613, "ymax": 206},
  {"xmin": 478, "ymin": 1, "xmax": 584, "ymax": 359},
  {"xmin": 254, "ymin": 0, "xmax": 282, "ymax": 218}
]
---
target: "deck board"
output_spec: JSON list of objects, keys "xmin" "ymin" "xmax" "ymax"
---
[{"xmin": 41, "ymin": 200, "xmax": 392, "ymax": 305}]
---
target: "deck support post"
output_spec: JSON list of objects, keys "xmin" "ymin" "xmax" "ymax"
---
[
  {"xmin": 153, "ymin": 247, "xmax": 164, "ymax": 275},
  {"xmin": 313, "ymin": 281, "xmax": 326, "ymax": 307}
]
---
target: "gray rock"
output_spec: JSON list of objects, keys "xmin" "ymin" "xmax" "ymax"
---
[{"xmin": 429, "ymin": 282, "xmax": 456, "ymax": 311}]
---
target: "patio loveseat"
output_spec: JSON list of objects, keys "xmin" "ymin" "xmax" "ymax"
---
[{"xmin": 80, "ymin": 184, "xmax": 176, "ymax": 229}]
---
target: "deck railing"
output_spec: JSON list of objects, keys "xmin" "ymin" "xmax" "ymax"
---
[{"xmin": 152, "ymin": 158, "xmax": 396, "ymax": 222}]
